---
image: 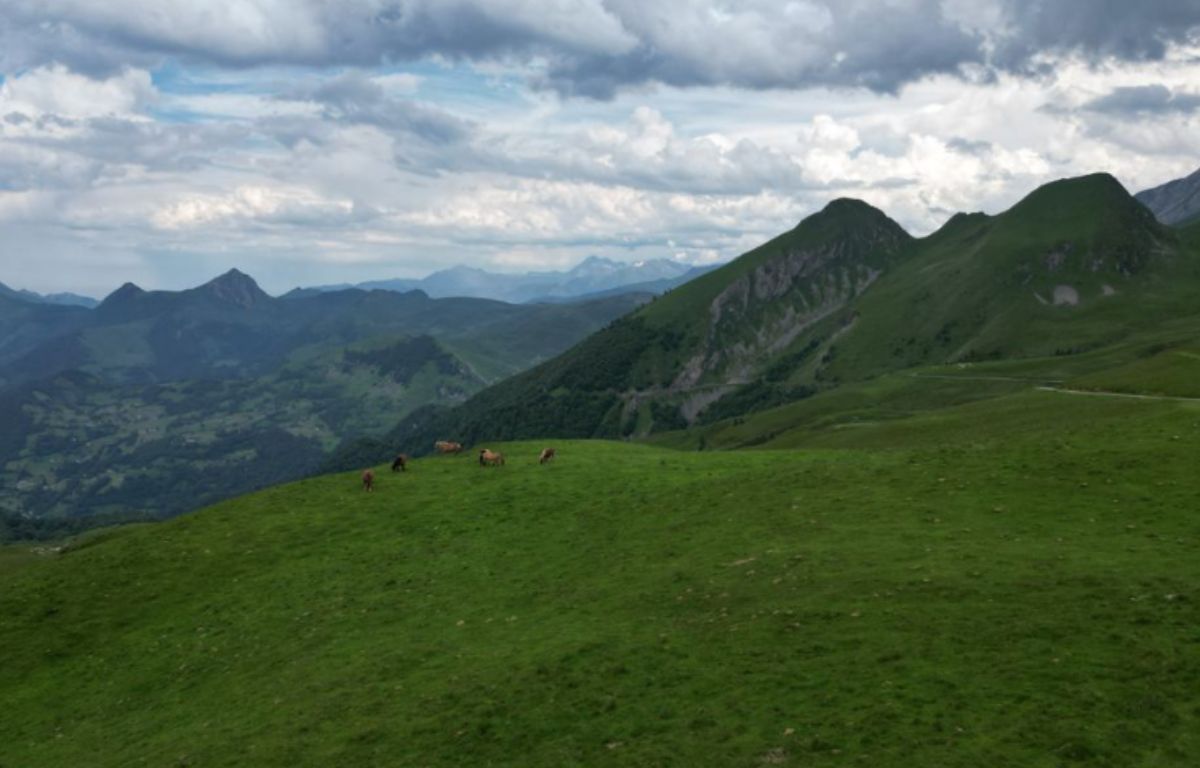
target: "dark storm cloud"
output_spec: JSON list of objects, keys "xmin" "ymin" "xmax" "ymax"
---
[
  {"xmin": 2, "ymin": 1, "xmax": 1200, "ymax": 96},
  {"xmin": 1084, "ymin": 85, "xmax": 1200, "ymax": 115},
  {"xmin": 509, "ymin": 0, "xmax": 987, "ymax": 98},
  {"xmin": 992, "ymin": 0, "xmax": 1200, "ymax": 71},
  {"xmin": 0, "ymin": 0, "xmax": 634, "ymax": 76}
]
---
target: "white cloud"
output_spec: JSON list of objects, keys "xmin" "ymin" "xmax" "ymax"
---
[
  {"xmin": 151, "ymin": 184, "xmax": 357, "ymax": 229},
  {"xmin": 2, "ymin": 12, "xmax": 1200, "ymax": 296},
  {"xmin": 0, "ymin": 65, "xmax": 155, "ymax": 120}
]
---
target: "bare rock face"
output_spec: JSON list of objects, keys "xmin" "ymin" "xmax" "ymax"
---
[
  {"xmin": 673, "ymin": 239, "xmax": 889, "ymax": 391},
  {"xmin": 1053, "ymin": 285, "xmax": 1080, "ymax": 306}
]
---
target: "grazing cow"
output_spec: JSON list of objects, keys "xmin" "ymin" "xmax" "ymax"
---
[
  {"xmin": 391, "ymin": 454, "xmax": 409, "ymax": 472},
  {"xmin": 361, "ymin": 469, "xmax": 375, "ymax": 492},
  {"xmin": 539, "ymin": 447, "xmax": 556, "ymax": 465},
  {"xmin": 479, "ymin": 448, "xmax": 505, "ymax": 467},
  {"xmin": 434, "ymin": 440, "xmax": 464, "ymax": 455}
]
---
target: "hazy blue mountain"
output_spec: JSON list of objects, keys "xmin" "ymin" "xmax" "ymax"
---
[
  {"xmin": 1136, "ymin": 166, "xmax": 1200, "ymax": 226},
  {"xmin": 0, "ymin": 281, "xmax": 98, "ymax": 308},
  {"xmin": 286, "ymin": 256, "xmax": 705, "ymax": 303},
  {"xmin": 525, "ymin": 264, "xmax": 721, "ymax": 303}
]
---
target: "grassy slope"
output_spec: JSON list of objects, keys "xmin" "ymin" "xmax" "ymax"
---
[
  {"xmin": 366, "ymin": 201, "xmax": 912, "ymax": 456},
  {"xmin": 821, "ymin": 174, "xmax": 1191, "ymax": 384},
  {"xmin": 371, "ymin": 176, "xmax": 1198, "ymax": 457},
  {"xmin": 3, "ymin": 387, "xmax": 1199, "ymax": 766},
  {"xmin": 652, "ymin": 314, "xmax": 1200, "ymax": 453}
]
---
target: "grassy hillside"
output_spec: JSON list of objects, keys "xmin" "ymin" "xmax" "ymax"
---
[
  {"xmin": 3, "ymin": 382, "xmax": 1198, "ymax": 766},
  {"xmin": 357, "ymin": 174, "xmax": 1199, "ymax": 463},
  {"xmin": 821, "ymin": 174, "xmax": 1188, "ymax": 383},
  {"xmin": 350, "ymin": 199, "xmax": 914, "ymax": 461}
]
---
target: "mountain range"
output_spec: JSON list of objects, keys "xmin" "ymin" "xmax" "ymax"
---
[
  {"xmin": 285, "ymin": 256, "xmax": 716, "ymax": 303},
  {"xmin": 332, "ymin": 170, "xmax": 1200, "ymax": 465},
  {"xmin": 0, "ymin": 281, "xmax": 98, "ymax": 308},
  {"xmin": 7, "ymin": 165, "xmax": 1200, "ymax": 521},
  {"xmin": 0, "ymin": 271, "xmax": 647, "ymax": 521}
]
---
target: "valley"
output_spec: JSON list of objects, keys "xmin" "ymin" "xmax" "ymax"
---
[{"xmin": 0, "ymin": 274, "xmax": 647, "ymax": 526}]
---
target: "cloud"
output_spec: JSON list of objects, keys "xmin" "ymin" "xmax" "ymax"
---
[
  {"xmin": 2, "ymin": 1, "xmax": 1198, "ymax": 98},
  {"xmin": 1083, "ymin": 85, "xmax": 1200, "ymax": 115},
  {"xmin": 945, "ymin": 137, "xmax": 994, "ymax": 155},
  {"xmin": 298, "ymin": 71, "xmax": 474, "ymax": 143},
  {"xmin": 537, "ymin": 0, "xmax": 985, "ymax": 98},
  {"xmin": 3, "ymin": 3, "xmax": 1200, "ymax": 298},
  {"xmin": 476, "ymin": 106, "xmax": 815, "ymax": 195},
  {"xmin": 0, "ymin": 65, "xmax": 155, "ymax": 119},
  {"xmin": 151, "ymin": 184, "xmax": 363, "ymax": 229},
  {"xmin": 0, "ymin": 0, "xmax": 637, "ymax": 76},
  {"xmin": 988, "ymin": 0, "xmax": 1200, "ymax": 71}
]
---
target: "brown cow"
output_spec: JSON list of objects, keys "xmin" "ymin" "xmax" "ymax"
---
[
  {"xmin": 361, "ymin": 469, "xmax": 375, "ymax": 492},
  {"xmin": 391, "ymin": 454, "xmax": 409, "ymax": 472},
  {"xmin": 479, "ymin": 448, "xmax": 505, "ymax": 467},
  {"xmin": 539, "ymin": 447, "xmax": 556, "ymax": 465},
  {"xmin": 434, "ymin": 440, "xmax": 463, "ymax": 455}
]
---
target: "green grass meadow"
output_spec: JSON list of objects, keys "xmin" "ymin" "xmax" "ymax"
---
[{"xmin": 2, "ymin": 381, "xmax": 1199, "ymax": 766}]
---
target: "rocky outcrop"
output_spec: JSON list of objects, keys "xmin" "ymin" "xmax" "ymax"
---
[{"xmin": 672, "ymin": 246, "xmax": 887, "ymax": 392}]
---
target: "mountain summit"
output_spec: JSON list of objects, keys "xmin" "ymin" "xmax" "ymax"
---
[
  {"xmin": 97, "ymin": 282, "xmax": 146, "ymax": 313},
  {"xmin": 375, "ymin": 195, "xmax": 918, "ymax": 451},
  {"xmin": 196, "ymin": 269, "xmax": 270, "ymax": 309}
]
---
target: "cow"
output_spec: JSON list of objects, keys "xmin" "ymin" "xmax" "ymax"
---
[
  {"xmin": 435, "ymin": 440, "xmax": 464, "ymax": 455},
  {"xmin": 479, "ymin": 448, "xmax": 505, "ymax": 467},
  {"xmin": 539, "ymin": 447, "xmax": 556, "ymax": 465},
  {"xmin": 361, "ymin": 469, "xmax": 375, "ymax": 492},
  {"xmin": 391, "ymin": 454, "xmax": 409, "ymax": 472}
]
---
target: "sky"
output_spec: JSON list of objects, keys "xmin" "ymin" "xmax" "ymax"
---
[{"xmin": 1, "ymin": 1, "xmax": 1199, "ymax": 298}]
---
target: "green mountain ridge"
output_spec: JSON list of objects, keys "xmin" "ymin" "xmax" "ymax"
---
[{"xmin": 345, "ymin": 172, "xmax": 1198, "ymax": 462}]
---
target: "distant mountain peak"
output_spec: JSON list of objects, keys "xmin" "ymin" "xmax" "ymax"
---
[
  {"xmin": 437, "ymin": 264, "xmax": 488, "ymax": 276},
  {"xmin": 1136, "ymin": 166, "xmax": 1200, "ymax": 227},
  {"xmin": 567, "ymin": 255, "xmax": 624, "ymax": 277},
  {"xmin": 0, "ymin": 282, "xmax": 98, "ymax": 308},
  {"xmin": 577, "ymin": 255, "xmax": 620, "ymax": 267},
  {"xmin": 197, "ymin": 269, "xmax": 270, "ymax": 308},
  {"xmin": 101, "ymin": 281, "xmax": 144, "ymax": 302},
  {"xmin": 0, "ymin": 281, "xmax": 29, "ymax": 303}
]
